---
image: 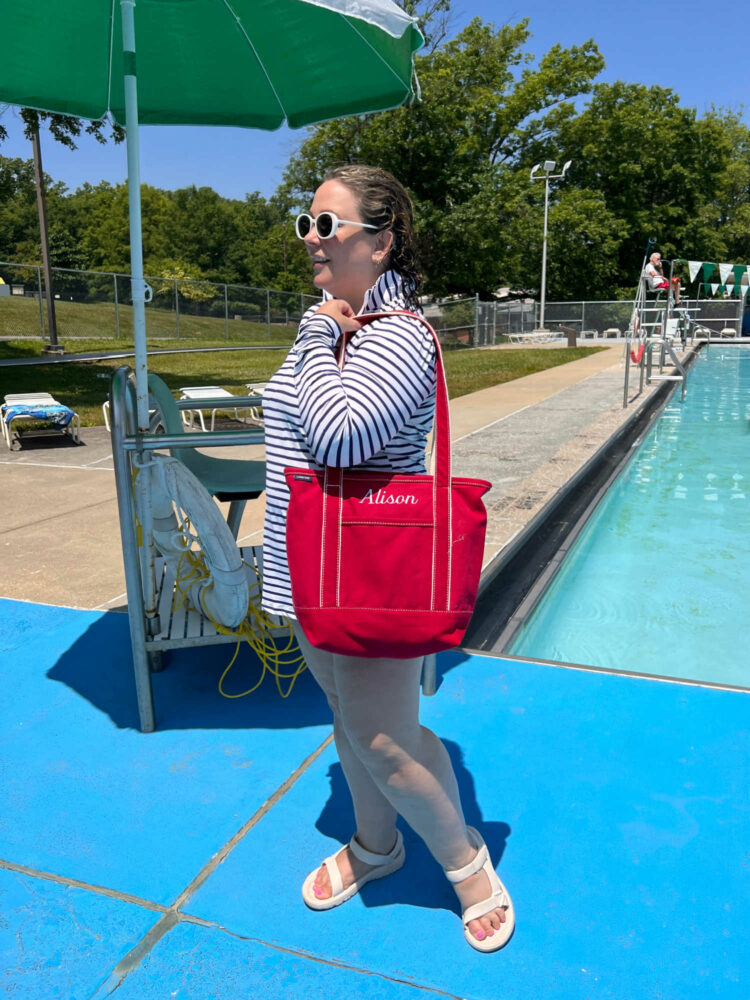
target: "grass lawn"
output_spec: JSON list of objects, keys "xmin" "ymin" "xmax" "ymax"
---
[
  {"xmin": 0, "ymin": 344, "xmax": 607, "ymax": 427},
  {"xmin": 0, "ymin": 295, "xmax": 297, "ymax": 351},
  {"xmin": 444, "ymin": 346, "xmax": 606, "ymax": 397}
]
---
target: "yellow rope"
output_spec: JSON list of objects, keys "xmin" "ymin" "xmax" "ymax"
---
[
  {"xmin": 132, "ymin": 465, "xmax": 306, "ymax": 699},
  {"xmin": 171, "ymin": 516, "xmax": 306, "ymax": 700}
]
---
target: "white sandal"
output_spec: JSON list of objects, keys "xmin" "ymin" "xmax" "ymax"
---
[
  {"xmin": 444, "ymin": 826, "xmax": 515, "ymax": 953},
  {"xmin": 301, "ymin": 830, "xmax": 405, "ymax": 911}
]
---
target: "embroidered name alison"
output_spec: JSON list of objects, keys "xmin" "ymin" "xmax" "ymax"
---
[{"xmin": 361, "ymin": 488, "xmax": 418, "ymax": 505}]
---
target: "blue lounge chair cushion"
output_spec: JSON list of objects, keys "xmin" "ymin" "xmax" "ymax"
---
[{"xmin": 2, "ymin": 403, "xmax": 75, "ymax": 427}]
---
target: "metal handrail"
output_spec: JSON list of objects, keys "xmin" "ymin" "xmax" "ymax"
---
[
  {"xmin": 122, "ymin": 429, "xmax": 265, "ymax": 451},
  {"xmin": 174, "ymin": 395, "xmax": 263, "ymax": 410}
]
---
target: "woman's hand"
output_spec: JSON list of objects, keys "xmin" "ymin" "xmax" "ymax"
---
[{"xmin": 317, "ymin": 299, "xmax": 362, "ymax": 333}]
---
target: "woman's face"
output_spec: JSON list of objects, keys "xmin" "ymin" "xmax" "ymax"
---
[{"xmin": 303, "ymin": 179, "xmax": 384, "ymax": 308}]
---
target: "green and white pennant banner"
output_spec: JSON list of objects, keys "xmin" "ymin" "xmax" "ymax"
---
[{"xmin": 686, "ymin": 259, "xmax": 750, "ymax": 289}]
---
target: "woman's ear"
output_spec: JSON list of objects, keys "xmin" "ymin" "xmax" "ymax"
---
[{"xmin": 373, "ymin": 228, "xmax": 394, "ymax": 265}]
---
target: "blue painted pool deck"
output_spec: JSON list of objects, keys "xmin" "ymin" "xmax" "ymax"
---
[{"xmin": 2, "ymin": 597, "xmax": 748, "ymax": 1000}]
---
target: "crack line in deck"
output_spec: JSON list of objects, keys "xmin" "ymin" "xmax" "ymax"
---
[{"xmin": 85, "ymin": 731, "xmax": 334, "ymax": 996}]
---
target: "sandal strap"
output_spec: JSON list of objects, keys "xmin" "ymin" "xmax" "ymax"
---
[
  {"xmin": 444, "ymin": 841, "xmax": 489, "ymax": 883},
  {"xmin": 462, "ymin": 885, "xmax": 510, "ymax": 927},
  {"xmin": 348, "ymin": 829, "xmax": 403, "ymax": 867},
  {"xmin": 323, "ymin": 854, "xmax": 344, "ymax": 896}
]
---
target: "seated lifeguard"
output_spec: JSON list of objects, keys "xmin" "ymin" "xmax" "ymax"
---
[{"xmin": 644, "ymin": 252, "xmax": 681, "ymax": 305}]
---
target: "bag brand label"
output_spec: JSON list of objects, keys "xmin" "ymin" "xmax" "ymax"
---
[
  {"xmin": 294, "ymin": 474, "xmax": 313, "ymax": 481},
  {"xmin": 360, "ymin": 488, "xmax": 418, "ymax": 505}
]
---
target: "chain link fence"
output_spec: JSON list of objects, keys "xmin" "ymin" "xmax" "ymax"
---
[
  {"xmin": 0, "ymin": 262, "xmax": 320, "ymax": 344},
  {"xmin": 428, "ymin": 296, "xmax": 747, "ymax": 346},
  {"xmin": 2, "ymin": 260, "xmax": 746, "ymax": 346}
]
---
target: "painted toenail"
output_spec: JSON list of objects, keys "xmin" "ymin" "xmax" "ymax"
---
[{"xmin": 476, "ymin": 931, "xmax": 484, "ymax": 940}]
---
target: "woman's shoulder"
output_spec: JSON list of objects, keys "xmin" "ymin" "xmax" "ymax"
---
[
  {"xmin": 301, "ymin": 297, "xmax": 326, "ymax": 322},
  {"xmin": 362, "ymin": 310, "xmax": 435, "ymax": 356}
]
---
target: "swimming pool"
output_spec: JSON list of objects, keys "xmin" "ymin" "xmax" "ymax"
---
[{"xmin": 507, "ymin": 345, "xmax": 750, "ymax": 688}]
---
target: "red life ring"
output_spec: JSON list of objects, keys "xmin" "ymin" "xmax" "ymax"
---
[{"xmin": 629, "ymin": 311, "xmax": 644, "ymax": 363}]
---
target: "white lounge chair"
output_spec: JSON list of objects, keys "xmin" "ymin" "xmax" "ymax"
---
[
  {"xmin": 507, "ymin": 330, "xmax": 564, "ymax": 344},
  {"xmin": 178, "ymin": 385, "xmax": 260, "ymax": 431},
  {"xmin": 2, "ymin": 392, "xmax": 81, "ymax": 449}
]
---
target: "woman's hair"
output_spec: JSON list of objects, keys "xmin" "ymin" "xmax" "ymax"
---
[{"xmin": 323, "ymin": 164, "xmax": 422, "ymax": 310}]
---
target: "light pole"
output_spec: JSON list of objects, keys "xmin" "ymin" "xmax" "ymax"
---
[{"xmin": 530, "ymin": 159, "xmax": 571, "ymax": 331}]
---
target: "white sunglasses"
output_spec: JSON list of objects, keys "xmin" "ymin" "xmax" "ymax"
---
[{"xmin": 295, "ymin": 211, "xmax": 379, "ymax": 240}]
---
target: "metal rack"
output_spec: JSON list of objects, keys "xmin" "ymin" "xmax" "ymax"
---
[{"xmin": 109, "ymin": 365, "xmax": 275, "ymax": 732}]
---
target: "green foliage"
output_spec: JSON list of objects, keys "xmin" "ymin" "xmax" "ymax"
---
[
  {"xmin": 0, "ymin": 157, "xmax": 44, "ymax": 263},
  {"xmin": 280, "ymin": 18, "xmax": 605, "ymax": 297},
  {"xmin": 281, "ymin": 24, "xmax": 750, "ymax": 301},
  {"xmin": 536, "ymin": 84, "xmax": 750, "ymax": 290},
  {"xmin": 14, "ymin": 109, "xmax": 124, "ymax": 149}
]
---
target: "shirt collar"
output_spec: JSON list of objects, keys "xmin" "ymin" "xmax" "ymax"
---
[
  {"xmin": 320, "ymin": 270, "xmax": 416, "ymax": 314},
  {"xmin": 360, "ymin": 269, "xmax": 411, "ymax": 314}
]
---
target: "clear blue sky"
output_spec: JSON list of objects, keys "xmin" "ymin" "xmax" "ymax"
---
[{"xmin": 1, "ymin": 0, "xmax": 745, "ymax": 201}]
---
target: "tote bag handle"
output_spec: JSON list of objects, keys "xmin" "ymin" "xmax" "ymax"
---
[{"xmin": 336, "ymin": 310, "xmax": 451, "ymax": 486}]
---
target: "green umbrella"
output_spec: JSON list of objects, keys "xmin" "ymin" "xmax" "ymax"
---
[{"xmin": 1, "ymin": 0, "xmax": 424, "ymax": 428}]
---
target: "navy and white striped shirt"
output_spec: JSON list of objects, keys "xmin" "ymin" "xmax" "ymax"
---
[{"xmin": 261, "ymin": 269, "xmax": 437, "ymax": 617}]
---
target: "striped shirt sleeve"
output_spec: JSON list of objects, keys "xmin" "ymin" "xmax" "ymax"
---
[{"xmin": 293, "ymin": 310, "xmax": 436, "ymax": 468}]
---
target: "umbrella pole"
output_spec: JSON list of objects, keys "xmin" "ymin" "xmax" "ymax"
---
[
  {"xmin": 120, "ymin": 0, "xmax": 160, "ymax": 640},
  {"xmin": 121, "ymin": 0, "xmax": 150, "ymax": 434}
]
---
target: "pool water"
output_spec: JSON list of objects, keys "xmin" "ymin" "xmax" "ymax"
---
[{"xmin": 508, "ymin": 346, "xmax": 750, "ymax": 687}]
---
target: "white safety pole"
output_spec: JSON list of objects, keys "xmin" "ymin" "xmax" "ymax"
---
[{"xmin": 121, "ymin": 0, "xmax": 150, "ymax": 433}]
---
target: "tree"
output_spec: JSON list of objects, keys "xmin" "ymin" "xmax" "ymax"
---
[
  {"xmin": 540, "ymin": 84, "xmax": 750, "ymax": 293},
  {"xmin": 1, "ymin": 109, "xmax": 124, "ymax": 149},
  {"xmin": 684, "ymin": 110, "xmax": 750, "ymax": 266},
  {"xmin": 280, "ymin": 18, "xmax": 604, "ymax": 297},
  {"xmin": 0, "ymin": 156, "xmax": 45, "ymax": 263},
  {"xmin": 166, "ymin": 186, "xmax": 245, "ymax": 283},
  {"xmin": 1, "ymin": 109, "xmax": 124, "ymax": 345},
  {"xmin": 64, "ymin": 180, "xmax": 174, "ymax": 274}
]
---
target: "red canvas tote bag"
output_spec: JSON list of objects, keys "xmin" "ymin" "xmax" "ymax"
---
[{"xmin": 284, "ymin": 311, "xmax": 491, "ymax": 658}]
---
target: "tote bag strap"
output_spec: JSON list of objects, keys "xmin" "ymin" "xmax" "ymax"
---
[
  {"xmin": 327, "ymin": 310, "xmax": 453, "ymax": 611},
  {"xmin": 337, "ymin": 310, "xmax": 451, "ymax": 486}
]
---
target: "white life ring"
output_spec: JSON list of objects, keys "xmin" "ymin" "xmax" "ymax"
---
[{"xmin": 144, "ymin": 455, "xmax": 250, "ymax": 629}]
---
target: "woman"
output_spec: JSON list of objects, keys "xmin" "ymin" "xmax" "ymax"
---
[{"xmin": 261, "ymin": 165, "xmax": 514, "ymax": 952}]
